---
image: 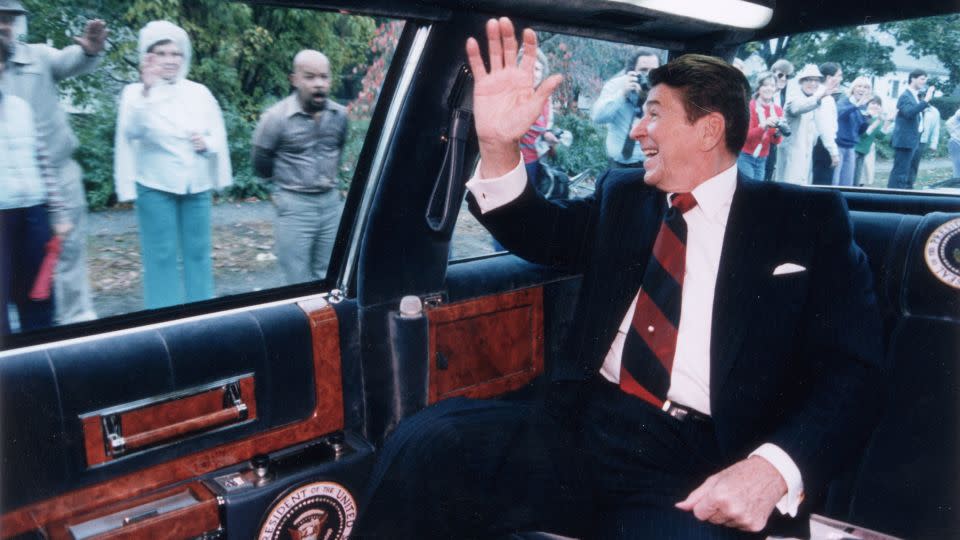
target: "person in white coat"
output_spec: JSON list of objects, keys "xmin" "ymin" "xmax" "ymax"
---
[
  {"xmin": 774, "ymin": 64, "xmax": 840, "ymax": 184},
  {"xmin": 114, "ymin": 21, "xmax": 231, "ymax": 309}
]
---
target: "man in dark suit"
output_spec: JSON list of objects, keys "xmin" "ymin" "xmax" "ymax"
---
[
  {"xmin": 355, "ymin": 18, "xmax": 884, "ymax": 539},
  {"xmin": 888, "ymin": 69, "xmax": 935, "ymax": 190}
]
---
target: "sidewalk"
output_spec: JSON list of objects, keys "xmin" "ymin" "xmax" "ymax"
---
[
  {"xmin": 870, "ymin": 156, "xmax": 954, "ymax": 188},
  {"xmin": 71, "ymin": 156, "xmax": 960, "ymax": 321},
  {"xmin": 87, "ymin": 199, "xmax": 285, "ymax": 318}
]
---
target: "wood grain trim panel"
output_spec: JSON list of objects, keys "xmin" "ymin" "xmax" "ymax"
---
[
  {"xmin": 83, "ymin": 376, "xmax": 257, "ymax": 467},
  {"xmin": 427, "ymin": 287, "xmax": 544, "ymax": 402},
  {"xmin": 46, "ymin": 482, "xmax": 218, "ymax": 540},
  {"xmin": 123, "ymin": 376, "xmax": 257, "ymax": 440},
  {"xmin": 1, "ymin": 301, "xmax": 343, "ymax": 538},
  {"xmin": 82, "ymin": 413, "xmax": 110, "ymax": 468}
]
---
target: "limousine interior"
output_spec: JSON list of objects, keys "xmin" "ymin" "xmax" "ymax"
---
[{"xmin": 1, "ymin": 0, "xmax": 958, "ymax": 538}]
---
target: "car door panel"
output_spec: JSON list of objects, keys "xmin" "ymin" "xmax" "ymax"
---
[
  {"xmin": 44, "ymin": 482, "xmax": 220, "ymax": 540},
  {"xmin": 427, "ymin": 286, "xmax": 545, "ymax": 402},
  {"xmin": 0, "ymin": 299, "xmax": 364, "ymax": 538}
]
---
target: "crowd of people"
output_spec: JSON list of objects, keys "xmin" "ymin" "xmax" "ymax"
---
[
  {"xmin": 527, "ymin": 47, "xmax": 954, "ymax": 192},
  {"xmin": 734, "ymin": 58, "xmax": 948, "ymax": 189},
  {"xmin": 2, "ymin": 0, "xmax": 957, "ymax": 337},
  {"xmin": 0, "ymin": 1, "xmax": 348, "ymax": 336}
]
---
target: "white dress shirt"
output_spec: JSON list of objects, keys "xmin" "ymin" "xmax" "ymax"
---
[{"xmin": 466, "ymin": 158, "xmax": 804, "ymax": 515}]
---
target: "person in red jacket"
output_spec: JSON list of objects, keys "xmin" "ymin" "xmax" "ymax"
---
[{"xmin": 738, "ymin": 71, "xmax": 785, "ymax": 181}]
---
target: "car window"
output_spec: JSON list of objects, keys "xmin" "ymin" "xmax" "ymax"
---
[
  {"xmin": 1, "ymin": 1, "xmax": 403, "ymax": 340},
  {"xmin": 733, "ymin": 13, "xmax": 958, "ymax": 191},
  {"xmin": 450, "ymin": 13, "xmax": 960, "ymax": 262},
  {"xmin": 449, "ymin": 32, "xmax": 667, "ymax": 261}
]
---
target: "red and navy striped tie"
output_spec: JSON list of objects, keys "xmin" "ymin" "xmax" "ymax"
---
[{"xmin": 620, "ymin": 192, "xmax": 698, "ymax": 407}]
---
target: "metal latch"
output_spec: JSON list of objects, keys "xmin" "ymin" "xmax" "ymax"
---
[
  {"xmin": 224, "ymin": 381, "xmax": 248, "ymax": 420},
  {"xmin": 327, "ymin": 288, "xmax": 345, "ymax": 304},
  {"xmin": 103, "ymin": 413, "xmax": 124, "ymax": 457},
  {"xmin": 422, "ymin": 293, "xmax": 445, "ymax": 309},
  {"xmin": 102, "ymin": 380, "xmax": 248, "ymax": 458}
]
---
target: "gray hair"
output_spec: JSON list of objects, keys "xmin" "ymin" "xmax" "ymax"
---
[{"xmin": 770, "ymin": 58, "xmax": 794, "ymax": 77}]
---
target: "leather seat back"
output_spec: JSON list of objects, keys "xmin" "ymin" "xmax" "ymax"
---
[{"xmin": 838, "ymin": 212, "xmax": 960, "ymax": 539}]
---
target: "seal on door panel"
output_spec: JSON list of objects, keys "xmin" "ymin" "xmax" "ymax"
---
[{"xmin": 258, "ymin": 481, "xmax": 356, "ymax": 540}]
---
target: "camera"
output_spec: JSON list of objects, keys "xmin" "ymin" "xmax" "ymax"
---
[
  {"xmin": 774, "ymin": 118, "xmax": 792, "ymax": 137},
  {"xmin": 627, "ymin": 70, "xmax": 651, "ymax": 100},
  {"xmin": 636, "ymin": 71, "xmax": 651, "ymax": 92}
]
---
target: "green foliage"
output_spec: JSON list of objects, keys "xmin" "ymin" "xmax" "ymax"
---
[
  {"xmin": 874, "ymin": 136, "xmax": 893, "ymax": 161},
  {"xmin": 882, "ymin": 15, "xmax": 960, "ymax": 94},
  {"xmin": 932, "ymin": 97, "xmax": 960, "ymax": 126},
  {"xmin": 744, "ymin": 16, "xmax": 958, "ymax": 96},
  {"xmin": 539, "ymin": 34, "xmax": 640, "ymax": 111},
  {"xmin": 19, "ymin": 1, "xmax": 393, "ymax": 209},
  {"xmin": 72, "ymin": 104, "xmax": 118, "ymax": 209},
  {"xmin": 221, "ymin": 101, "xmax": 268, "ymax": 202},
  {"xmin": 550, "ymin": 112, "xmax": 609, "ymax": 176},
  {"xmin": 776, "ymin": 27, "xmax": 895, "ymax": 79},
  {"xmin": 338, "ymin": 118, "xmax": 371, "ymax": 191}
]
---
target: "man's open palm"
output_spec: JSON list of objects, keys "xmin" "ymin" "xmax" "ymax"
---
[
  {"xmin": 465, "ymin": 18, "xmax": 561, "ymax": 177},
  {"xmin": 74, "ymin": 19, "xmax": 108, "ymax": 55}
]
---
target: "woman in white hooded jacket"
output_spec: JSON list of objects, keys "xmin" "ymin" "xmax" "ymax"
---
[{"xmin": 114, "ymin": 20, "xmax": 231, "ymax": 309}]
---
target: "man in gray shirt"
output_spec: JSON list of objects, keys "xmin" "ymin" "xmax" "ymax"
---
[
  {"xmin": 252, "ymin": 49, "xmax": 348, "ymax": 284},
  {"xmin": 0, "ymin": 0, "xmax": 106, "ymax": 324}
]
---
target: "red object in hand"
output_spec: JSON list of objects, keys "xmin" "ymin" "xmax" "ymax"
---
[{"xmin": 29, "ymin": 236, "xmax": 62, "ymax": 301}]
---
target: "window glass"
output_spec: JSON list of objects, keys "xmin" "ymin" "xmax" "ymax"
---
[
  {"xmin": 449, "ymin": 33, "xmax": 666, "ymax": 261},
  {"xmin": 0, "ymin": 1, "xmax": 403, "ymax": 338},
  {"xmin": 733, "ymin": 14, "xmax": 958, "ymax": 190}
]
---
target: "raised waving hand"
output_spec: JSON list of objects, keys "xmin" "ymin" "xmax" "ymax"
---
[{"xmin": 465, "ymin": 17, "xmax": 562, "ymax": 178}]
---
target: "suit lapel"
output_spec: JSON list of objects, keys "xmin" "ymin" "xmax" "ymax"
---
[
  {"xmin": 623, "ymin": 185, "xmax": 665, "ymax": 269},
  {"xmin": 710, "ymin": 177, "xmax": 778, "ymax": 398}
]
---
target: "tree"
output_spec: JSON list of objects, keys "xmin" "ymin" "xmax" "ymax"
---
[
  {"xmin": 743, "ymin": 26, "xmax": 894, "ymax": 79},
  {"xmin": 20, "ymin": 0, "xmax": 384, "ymax": 206},
  {"xmin": 882, "ymin": 15, "xmax": 960, "ymax": 94},
  {"xmin": 539, "ymin": 33, "xmax": 639, "ymax": 112}
]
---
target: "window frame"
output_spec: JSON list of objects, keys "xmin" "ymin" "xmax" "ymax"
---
[{"xmin": 0, "ymin": 12, "xmax": 428, "ymax": 352}]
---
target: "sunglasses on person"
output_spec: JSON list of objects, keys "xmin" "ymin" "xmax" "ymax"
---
[{"xmin": 775, "ymin": 71, "xmax": 791, "ymax": 80}]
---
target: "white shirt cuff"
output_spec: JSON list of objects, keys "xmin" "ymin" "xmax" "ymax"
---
[
  {"xmin": 750, "ymin": 443, "xmax": 804, "ymax": 517},
  {"xmin": 464, "ymin": 157, "xmax": 527, "ymax": 214}
]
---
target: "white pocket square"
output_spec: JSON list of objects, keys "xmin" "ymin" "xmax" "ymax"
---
[{"xmin": 773, "ymin": 262, "xmax": 806, "ymax": 275}]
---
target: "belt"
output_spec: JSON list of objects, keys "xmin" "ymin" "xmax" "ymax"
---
[
  {"xmin": 661, "ymin": 400, "xmax": 711, "ymax": 423},
  {"xmin": 590, "ymin": 376, "xmax": 712, "ymax": 424}
]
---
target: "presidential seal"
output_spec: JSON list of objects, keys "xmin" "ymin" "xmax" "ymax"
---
[
  {"xmin": 924, "ymin": 218, "xmax": 960, "ymax": 290},
  {"xmin": 258, "ymin": 481, "xmax": 356, "ymax": 540}
]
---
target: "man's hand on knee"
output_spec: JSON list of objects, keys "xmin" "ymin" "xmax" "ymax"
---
[{"xmin": 675, "ymin": 455, "xmax": 786, "ymax": 532}]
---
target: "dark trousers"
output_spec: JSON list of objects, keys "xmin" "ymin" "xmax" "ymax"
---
[
  {"xmin": 887, "ymin": 147, "xmax": 917, "ymax": 189},
  {"xmin": 354, "ymin": 377, "xmax": 760, "ymax": 540},
  {"xmin": 764, "ymin": 143, "xmax": 778, "ymax": 182},
  {"xmin": 1, "ymin": 205, "xmax": 54, "ymax": 337},
  {"xmin": 908, "ymin": 147, "xmax": 925, "ymax": 187},
  {"xmin": 811, "ymin": 140, "xmax": 835, "ymax": 186}
]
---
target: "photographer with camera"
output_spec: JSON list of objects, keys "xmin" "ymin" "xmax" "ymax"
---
[
  {"xmin": 738, "ymin": 71, "xmax": 787, "ymax": 181},
  {"xmin": 591, "ymin": 49, "xmax": 660, "ymax": 168}
]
